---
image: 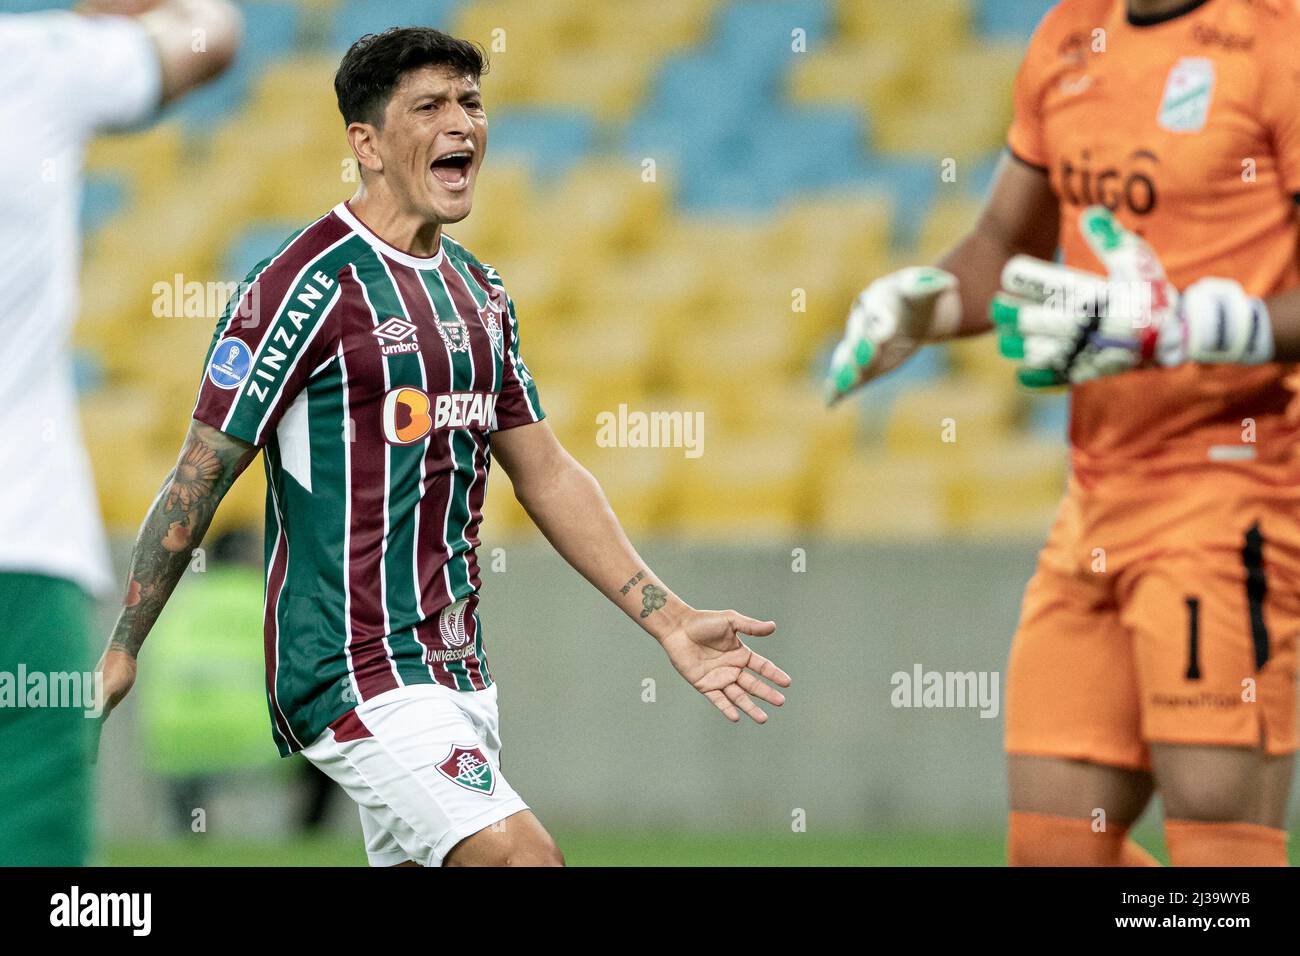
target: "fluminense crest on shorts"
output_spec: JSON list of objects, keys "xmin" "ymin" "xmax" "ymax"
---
[{"xmin": 436, "ymin": 744, "xmax": 495, "ymax": 795}]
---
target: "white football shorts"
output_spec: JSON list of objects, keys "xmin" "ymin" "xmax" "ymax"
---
[{"xmin": 303, "ymin": 682, "xmax": 528, "ymax": 866}]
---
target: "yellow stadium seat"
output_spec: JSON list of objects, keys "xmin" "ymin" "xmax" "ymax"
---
[
  {"xmin": 815, "ymin": 451, "xmax": 949, "ymax": 537},
  {"xmin": 787, "ymin": 40, "xmax": 908, "ymax": 116},
  {"xmin": 552, "ymin": 159, "xmax": 674, "ymax": 256},
  {"xmin": 444, "ymin": 160, "xmax": 535, "ymax": 259},
  {"xmin": 871, "ymin": 44, "xmax": 1020, "ymax": 159},
  {"xmin": 668, "ymin": 430, "xmax": 811, "ymax": 538},
  {"xmin": 944, "ymin": 437, "xmax": 1067, "ymax": 536},
  {"xmin": 586, "ymin": 0, "xmax": 720, "ymax": 53},
  {"xmin": 884, "ymin": 379, "xmax": 1022, "ymax": 456},
  {"xmin": 84, "ymin": 124, "xmax": 185, "ymax": 197},
  {"xmin": 579, "ymin": 444, "xmax": 680, "ymax": 534},
  {"xmin": 836, "ymin": 0, "xmax": 973, "ymax": 56},
  {"xmin": 944, "ymin": 337, "xmax": 1015, "ymax": 387}
]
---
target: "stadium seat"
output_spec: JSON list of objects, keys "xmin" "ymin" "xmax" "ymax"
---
[{"xmin": 815, "ymin": 452, "xmax": 949, "ymax": 537}]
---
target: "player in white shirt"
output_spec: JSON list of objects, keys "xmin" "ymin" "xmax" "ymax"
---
[{"xmin": 0, "ymin": 0, "xmax": 241, "ymax": 865}]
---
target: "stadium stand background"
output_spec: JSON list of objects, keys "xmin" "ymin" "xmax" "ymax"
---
[
  {"xmin": 54, "ymin": 0, "xmax": 1067, "ymax": 544},
  {"xmin": 31, "ymin": 0, "xmax": 1272, "ymax": 863}
]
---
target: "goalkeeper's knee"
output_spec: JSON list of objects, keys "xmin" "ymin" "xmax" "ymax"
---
[
  {"xmin": 1008, "ymin": 811, "xmax": 1158, "ymax": 866},
  {"xmin": 1164, "ymin": 820, "xmax": 1287, "ymax": 867}
]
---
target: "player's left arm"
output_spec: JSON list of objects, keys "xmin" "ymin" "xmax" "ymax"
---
[{"xmin": 491, "ymin": 419, "xmax": 790, "ymax": 723}]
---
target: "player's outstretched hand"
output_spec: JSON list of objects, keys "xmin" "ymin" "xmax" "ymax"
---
[
  {"xmin": 992, "ymin": 205, "xmax": 1271, "ymax": 387},
  {"xmin": 659, "ymin": 610, "xmax": 789, "ymax": 723},
  {"xmin": 825, "ymin": 266, "xmax": 961, "ymax": 405}
]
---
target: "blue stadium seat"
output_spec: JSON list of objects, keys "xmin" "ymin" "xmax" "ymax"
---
[
  {"xmin": 857, "ymin": 156, "xmax": 939, "ymax": 249},
  {"xmin": 964, "ymin": 152, "xmax": 1003, "ymax": 200},
  {"xmin": 714, "ymin": 0, "xmax": 832, "ymax": 76},
  {"xmin": 5, "ymin": 1, "xmax": 75, "ymax": 11},
  {"xmin": 974, "ymin": 0, "xmax": 1058, "ymax": 40},
  {"xmin": 487, "ymin": 108, "xmax": 596, "ymax": 178},
  {"xmin": 81, "ymin": 173, "xmax": 127, "ymax": 235},
  {"xmin": 221, "ymin": 222, "xmax": 301, "ymax": 279},
  {"xmin": 1028, "ymin": 391, "xmax": 1070, "ymax": 441},
  {"xmin": 629, "ymin": 0, "xmax": 869, "ymax": 213},
  {"xmin": 330, "ymin": 0, "xmax": 465, "ymax": 49}
]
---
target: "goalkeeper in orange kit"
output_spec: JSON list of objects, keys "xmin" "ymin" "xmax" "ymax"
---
[{"xmin": 828, "ymin": 0, "xmax": 1300, "ymax": 866}]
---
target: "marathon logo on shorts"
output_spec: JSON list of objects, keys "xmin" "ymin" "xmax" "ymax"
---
[{"xmin": 437, "ymin": 744, "xmax": 495, "ymax": 795}]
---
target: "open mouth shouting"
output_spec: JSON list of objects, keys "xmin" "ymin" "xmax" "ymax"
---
[{"xmin": 430, "ymin": 148, "xmax": 474, "ymax": 190}]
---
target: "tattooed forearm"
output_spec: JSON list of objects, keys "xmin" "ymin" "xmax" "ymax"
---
[
  {"xmin": 107, "ymin": 421, "xmax": 257, "ymax": 659},
  {"xmin": 639, "ymin": 583, "xmax": 668, "ymax": 619},
  {"xmin": 619, "ymin": 570, "xmax": 646, "ymax": 596}
]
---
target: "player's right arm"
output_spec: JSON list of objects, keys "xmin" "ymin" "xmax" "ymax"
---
[
  {"xmin": 825, "ymin": 154, "xmax": 1059, "ymax": 404},
  {"xmin": 936, "ymin": 155, "xmax": 1060, "ymax": 337},
  {"xmin": 98, "ymin": 420, "xmax": 257, "ymax": 716},
  {"xmin": 77, "ymin": 0, "xmax": 243, "ymax": 106}
]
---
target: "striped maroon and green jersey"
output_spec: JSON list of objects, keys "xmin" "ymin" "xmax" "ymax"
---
[{"xmin": 192, "ymin": 202, "xmax": 544, "ymax": 756}]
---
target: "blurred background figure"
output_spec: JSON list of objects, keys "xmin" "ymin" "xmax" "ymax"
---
[
  {"xmin": 0, "ymin": 0, "xmax": 241, "ymax": 865},
  {"xmin": 20, "ymin": 0, "xmax": 1293, "ymax": 864},
  {"xmin": 138, "ymin": 528, "xmax": 338, "ymax": 834},
  {"xmin": 140, "ymin": 530, "xmax": 272, "ymax": 833}
]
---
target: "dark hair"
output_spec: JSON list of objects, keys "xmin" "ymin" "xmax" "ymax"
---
[{"xmin": 334, "ymin": 27, "xmax": 487, "ymax": 127}]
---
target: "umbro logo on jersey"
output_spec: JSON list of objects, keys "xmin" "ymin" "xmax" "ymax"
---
[{"xmin": 373, "ymin": 316, "xmax": 420, "ymax": 356}]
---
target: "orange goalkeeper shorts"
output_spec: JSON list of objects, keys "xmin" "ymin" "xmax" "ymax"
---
[{"xmin": 1005, "ymin": 468, "xmax": 1300, "ymax": 770}]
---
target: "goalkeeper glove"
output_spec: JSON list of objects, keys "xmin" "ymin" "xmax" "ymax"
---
[
  {"xmin": 992, "ymin": 206, "xmax": 1272, "ymax": 388},
  {"xmin": 825, "ymin": 266, "xmax": 962, "ymax": 404}
]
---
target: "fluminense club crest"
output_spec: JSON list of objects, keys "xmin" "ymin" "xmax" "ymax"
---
[
  {"xmin": 477, "ymin": 291, "xmax": 505, "ymax": 357},
  {"xmin": 436, "ymin": 744, "xmax": 495, "ymax": 795}
]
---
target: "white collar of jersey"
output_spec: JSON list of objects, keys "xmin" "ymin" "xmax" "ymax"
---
[{"xmin": 333, "ymin": 202, "xmax": 446, "ymax": 270}]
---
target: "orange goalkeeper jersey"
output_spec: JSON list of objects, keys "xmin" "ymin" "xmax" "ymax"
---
[{"xmin": 1007, "ymin": 0, "xmax": 1300, "ymax": 484}]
